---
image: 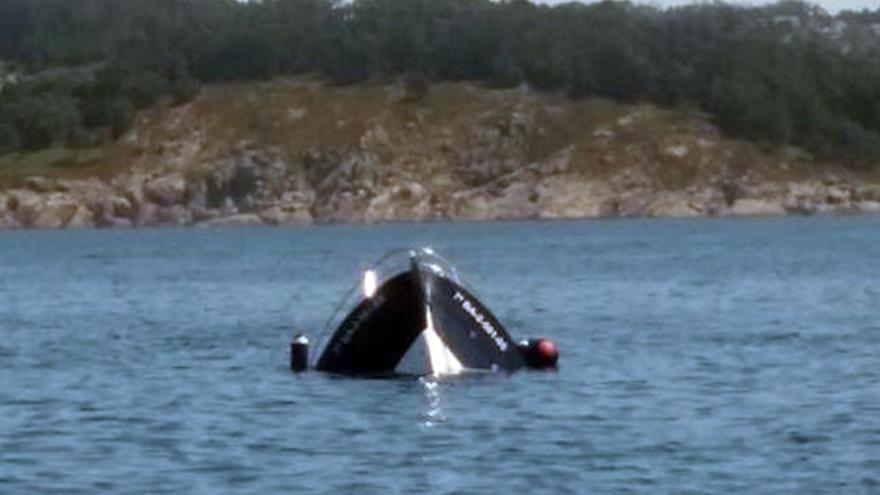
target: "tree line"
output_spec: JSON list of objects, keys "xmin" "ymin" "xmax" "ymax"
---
[{"xmin": 0, "ymin": 0, "xmax": 878, "ymax": 165}]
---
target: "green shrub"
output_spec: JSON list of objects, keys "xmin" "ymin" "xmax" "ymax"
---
[
  {"xmin": 0, "ymin": 0, "xmax": 878, "ymax": 165},
  {"xmin": 0, "ymin": 123, "xmax": 21, "ymax": 154}
]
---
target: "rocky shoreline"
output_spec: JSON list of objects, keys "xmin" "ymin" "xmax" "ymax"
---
[
  {"xmin": 2, "ymin": 161, "xmax": 879, "ymax": 231},
  {"xmin": 1, "ymin": 80, "xmax": 878, "ymax": 230}
]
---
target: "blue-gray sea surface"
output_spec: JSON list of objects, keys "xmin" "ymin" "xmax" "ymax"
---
[{"xmin": 1, "ymin": 217, "xmax": 879, "ymax": 494}]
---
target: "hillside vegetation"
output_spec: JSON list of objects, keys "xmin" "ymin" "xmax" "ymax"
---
[
  {"xmin": 1, "ymin": 0, "xmax": 880, "ymax": 166},
  {"xmin": 1, "ymin": 79, "xmax": 879, "ymax": 229}
]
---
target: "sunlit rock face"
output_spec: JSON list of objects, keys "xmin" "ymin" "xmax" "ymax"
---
[{"xmin": 1, "ymin": 79, "xmax": 879, "ymax": 230}]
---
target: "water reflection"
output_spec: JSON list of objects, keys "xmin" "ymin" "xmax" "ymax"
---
[{"xmin": 420, "ymin": 376, "xmax": 447, "ymax": 428}]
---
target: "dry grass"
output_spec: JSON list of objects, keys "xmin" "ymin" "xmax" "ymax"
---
[
  {"xmin": 1, "ymin": 77, "xmax": 874, "ymax": 191},
  {"xmin": 0, "ymin": 146, "xmax": 137, "ymax": 188}
]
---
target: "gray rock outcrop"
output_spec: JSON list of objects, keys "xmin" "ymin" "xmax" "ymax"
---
[{"xmin": 1, "ymin": 81, "xmax": 879, "ymax": 230}]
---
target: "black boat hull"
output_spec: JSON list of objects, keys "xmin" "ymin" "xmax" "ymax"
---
[{"xmin": 315, "ymin": 263, "xmax": 523, "ymax": 376}]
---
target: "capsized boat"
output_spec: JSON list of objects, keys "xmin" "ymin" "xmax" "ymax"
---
[{"xmin": 293, "ymin": 248, "xmax": 557, "ymax": 376}]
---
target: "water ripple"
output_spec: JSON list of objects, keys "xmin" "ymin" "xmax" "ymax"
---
[{"xmin": 1, "ymin": 219, "xmax": 879, "ymax": 494}]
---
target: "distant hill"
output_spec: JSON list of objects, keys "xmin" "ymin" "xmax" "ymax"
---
[
  {"xmin": 1, "ymin": 79, "xmax": 879, "ymax": 229},
  {"xmin": 0, "ymin": 0, "xmax": 879, "ymax": 166}
]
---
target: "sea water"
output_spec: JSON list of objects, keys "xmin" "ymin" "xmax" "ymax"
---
[{"xmin": 1, "ymin": 217, "xmax": 878, "ymax": 494}]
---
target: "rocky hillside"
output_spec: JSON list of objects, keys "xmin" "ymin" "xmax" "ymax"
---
[{"xmin": 1, "ymin": 78, "xmax": 879, "ymax": 229}]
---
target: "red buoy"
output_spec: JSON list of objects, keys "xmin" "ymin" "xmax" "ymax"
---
[
  {"xmin": 518, "ymin": 338, "xmax": 559, "ymax": 369},
  {"xmin": 537, "ymin": 339, "xmax": 558, "ymax": 363}
]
